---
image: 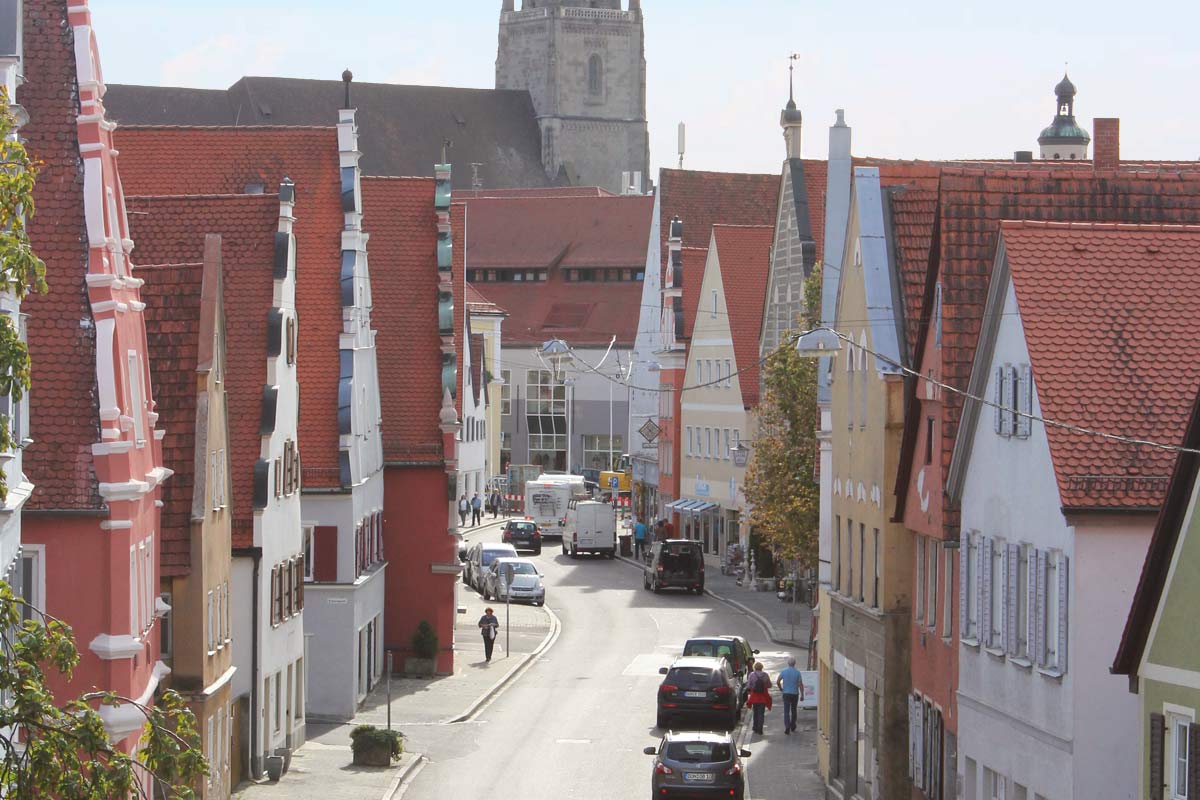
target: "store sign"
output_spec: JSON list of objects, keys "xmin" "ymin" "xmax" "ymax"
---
[
  {"xmin": 732, "ymin": 448, "xmax": 749, "ymax": 467},
  {"xmin": 638, "ymin": 418, "xmax": 662, "ymax": 444},
  {"xmin": 695, "ymin": 480, "xmax": 710, "ymax": 497}
]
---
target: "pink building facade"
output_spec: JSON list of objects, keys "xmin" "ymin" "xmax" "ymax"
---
[{"xmin": 22, "ymin": 0, "xmax": 170, "ymax": 759}]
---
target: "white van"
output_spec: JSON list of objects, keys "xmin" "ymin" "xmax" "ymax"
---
[
  {"xmin": 563, "ymin": 500, "xmax": 617, "ymax": 559},
  {"xmin": 524, "ymin": 480, "xmax": 573, "ymax": 540}
]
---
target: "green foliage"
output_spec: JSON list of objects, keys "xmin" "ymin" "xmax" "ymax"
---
[
  {"xmin": 742, "ymin": 265, "xmax": 823, "ymax": 569},
  {"xmin": 349, "ymin": 725, "xmax": 403, "ymax": 760},
  {"xmin": 0, "ymin": 89, "xmax": 48, "ymax": 501},
  {"xmin": 0, "ymin": 581, "xmax": 209, "ymax": 798},
  {"xmin": 411, "ymin": 620, "xmax": 439, "ymax": 660}
]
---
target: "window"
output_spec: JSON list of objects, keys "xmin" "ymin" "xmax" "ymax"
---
[
  {"xmin": 925, "ymin": 418, "xmax": 934, "ymax": 465},
  {"xmin": 706, "ymin": 428, "xmax": 712, "ymax": 459},
  {"xmin": 303, "ymin": 526, "xmax": 315, "ymax": 581},
  {"xmin": 963, "ymin": 533, "xmax": 979, "ymax": 641},
  {"xmin": 583, "ymin": 435, "xmax": 622, "ymax": 471},
  {"xmin": 733, "ymin": 430, "xmax": 740, "ymax": 450},
  {"xmin": 19, "ymin": 545, "xmax": 45, "ymax": 625},
  {"xmin": 858, "ymin": 523, "xmax": 866, "ymax": 603},
  {"xmin": 723, "ymin": 429, "xmax": 730, "ymax": 460},
  {"xmin": 129, "ymin": 547, "xmax": 138, "ymax": 635},
  {"xmin": 1171, "ymin": 717, "xmax": 1191, "ymax": 799},
  {"xmin": 525, "ymin": 369, "xmax": 565, "ymax": 415},
  {"xmin": 160, "ymin": 592, "xmax": 173, "ymax": 660},
  {"xmin": 711, "ymin": 290, "xmax": 718, "ymax": 318},
  {"xmin": 990, "ymin": 538, "xmax": 1005, "ymax": 649},
  {"xmin": 223, "ymin": 582, "xmax": 232, "ymax": 643},
  {"xmin": 1015, "ymin": 543, "xmax": 1032, "ymax": 660},
  {"xmin": 873, "ymin": 528, "xmax": 880, "ymax": 608},
  {"xmin": 724, "ymin": 359, "xmax": 732, "ymax": 388},
  {"xmin": 846, "ymin": 344, "xmax": 855, "ymax": 429},
  {"xmin": 943, "ymin": 547, "xmax": 954, "ymax": 638},
  {"xmin": 207, "ymin": 589, "xmax": 216, "ymax": 653},
  {"xmin": 128, "ymin": 350, "xmax": 146, "ymax": 445},
  {"xmin": 1039, "ymin": 549, "xmax": 1067, "ymax": 672},
  {"xmin": 274, "ymin": 673, "xmax": 282, "ymax": 732},
  {"xmin": 500, "ymin": 370, "xmax": 511, "ymax": 415},
  {"xmin": 686, "ymin": 426, "xmax": 693, "ymax": 457},
  {"xmin": 916, "ymin": 536, "xmax": 926, "ymax": 622},
  {"xmin": 833, "ymin": 516, "xmax": 841, "ymax": 592},
  {"xmin": 846, "ymin": 518, "xmax": 854, "ymax": 599},
  {"xmin": 985, "ymin": 767, "xmax": 1007, "ymax": 800},
  {"xmin": 927, "ymin": 539, "xmax": 938, "ymax": 628},
  {"xmin": 588, "ymin": 53, "xmax": 602, "ymax": 96}
]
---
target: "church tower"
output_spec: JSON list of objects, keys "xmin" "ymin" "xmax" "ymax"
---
[
  {"xmin": 1038, "ymin": 73, "xmax": 1090, "ymax": 160},
  {"xmin": 496, "ymin": 0, "xmax": 650, "ymax": 194}
]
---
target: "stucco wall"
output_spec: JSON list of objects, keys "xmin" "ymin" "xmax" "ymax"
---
[{"xmin": 303, "ymin": 570, "xmax": 386, "ymax": 721}]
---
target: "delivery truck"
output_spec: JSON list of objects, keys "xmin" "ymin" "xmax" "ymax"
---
[
  {"xmin": 563, "ymin": 500, "xmax": 617, "ymax": 559},
  {"xmin": 523, "ymin": 479, "xmax": 574, "ymax": 540}
]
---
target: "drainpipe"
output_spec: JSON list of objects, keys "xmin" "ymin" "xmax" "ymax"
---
[{"xmin": 250, "ymin": 550, "xmax": 262, "ymax": 777}]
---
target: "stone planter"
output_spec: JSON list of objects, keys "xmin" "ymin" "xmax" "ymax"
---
[
  {"xmin": 279, "ymin": 747, "xmax": 292, "ymax": 774},
  {"xmin": 404, "ymin": 656, "xmax": 436, "ymax": 677},
  {"xmin": 352, "ymin": 743, "xmax": 395, "ymax": 768},
  {"xmin": 264, "ymin": 755, "xmax": 284, "ymax": 782}
]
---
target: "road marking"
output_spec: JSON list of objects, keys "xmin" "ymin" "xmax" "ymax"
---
[
  {"xmin": 622, "ymin": 653, "xmax": 675, "ymax": 676},
  {"xmin": 555, "ymin": 738, "xmax": 591, "ymax": 744}
]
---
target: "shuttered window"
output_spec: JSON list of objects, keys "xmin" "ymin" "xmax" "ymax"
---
[
  {"xmin": 834, "ymin": 516, "xmax": 842, "ymax": 592},
  {"xmin": 1016, "ymin": 364, "xmax": 1033, "ymax": 438},
  {"xmin": 1006, "ymin": 543, "xmax": 1020, "ymax": 655},
  {"xmin": 990, "ymin": 538, "xmax": 1005, "ymax": 649},
  {"xmin": 1151, "ymin": 712, "xmax": 1166, "ymax": 800},
  {"xmin": 1187, "ymin": 722, "xmax": 1199, "ymax": 799},
  {"xmin": 962, "ymin": 532, "xmax": 978, "ymax": 641},
  {"xmin": 1172, "ymin": 717, "xmax": 1190, "ymax": 799},
  {"xmin": 1035, "ymin": 549, "xmax": 1069, "ymax": 673},
  {"xmin": 1000, "ymin": 365, "xmax": 1015, "ymax": 437},
  {"xmin": 980, "ymin": 537, "xmax": 993, "ymax": 646},
  {"xmin": 994, "ymin": 366, "xmax": 1005, "ymax": 434},
  {"xmin": 916, "ymin": 537, "xmax": 926, "ymax": 623}
]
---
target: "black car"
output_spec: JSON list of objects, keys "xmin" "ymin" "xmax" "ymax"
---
[
  {"xmin": 656, "ymin": 656, "xmax": 740, "ymax": 730},
  {"xmin": 501, "ymin": 520, "xmax": 542, "ymax": 555},
  {"xmin": 644, "ymin": 730, "xmax": 750, "ymax": 800},
  {"xmin": 644, "ymin": 539, "xmax": 705, "ymax": 594}
]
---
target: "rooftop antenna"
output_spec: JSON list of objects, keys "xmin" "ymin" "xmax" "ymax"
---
[
  {"xmin": 441, "ymin": 138, "xmax": 453, "ymax": 164},
  {"xmin": 470, "ymin": 162, "xmax": 484, "ymax": 190},
  {"xmin": 677, "ymin": 122, "xmax": 686, "ymax": 169}
]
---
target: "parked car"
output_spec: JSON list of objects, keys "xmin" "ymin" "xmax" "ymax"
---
[
  {"xmin": 682, "ymin": 635, "xmax": 759, "ymax": 689},
  {"xmin": 464, "ymin": 542, "xmax": 517, "ymax": 592},
  {"xmin": 644, "ymin": 731, "xmax": 750, "ymax": 800},
  {"xmin": 501, "ymin": 520, "xmax": 542, "ymax": 555},
  {"xmin": 656, "ymin": 656, "xmax": 740, "ymax": 731},
  {"xmin": 482, "ymin": 557, "xmax": 546, "ymax": 606},
  {"xmin": 644, "ymin": 539, "xmax": 705, "ymax": 594}
]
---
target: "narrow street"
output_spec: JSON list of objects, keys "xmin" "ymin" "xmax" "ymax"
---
[{"xmin": 399, "ymin": 525, "xmax": 821, "ymax": 799}]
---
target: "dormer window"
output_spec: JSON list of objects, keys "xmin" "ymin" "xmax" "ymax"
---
[{"xmin": 588, "ymin": 54, "xmax": 603, "ymax": 96}]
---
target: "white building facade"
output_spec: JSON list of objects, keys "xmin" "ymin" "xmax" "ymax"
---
[{"xmin": 628, "ymin": 189, "xmax": 663, "ymax": 522}]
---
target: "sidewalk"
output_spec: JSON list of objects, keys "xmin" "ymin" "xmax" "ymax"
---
[
  {"xmin": 235, "ymin": 571, "xmax": 554, "ymax": 798},
  {"xmin": 617, "ymin": 548, "xmax": 811, "ymax": 649}
]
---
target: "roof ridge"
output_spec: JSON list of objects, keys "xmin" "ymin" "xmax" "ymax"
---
[
  {"xmin": 1003, "ymin": 219, "xmax": 1200, "ymax": 233},
  {"xmin": 661, "ymin": 167, "xmax": 779, "ymax": 180},
  {"xmin": 120, "ymin": 123, "xmax": 336, "ymax": 132},
  {"xmin": 134, "ymin": 261, "xmax": 205, "ymax": 269},
  {"xmin": 712, "ymin": 223, "xmax": 774, "ymax": 230},
  {"xmin": 361, "ymin": 175, "xmax": 437, "ymax": 183},
  {"xmin": 127, "ymin": 192, "xmax": 280, "ymax": 201}
]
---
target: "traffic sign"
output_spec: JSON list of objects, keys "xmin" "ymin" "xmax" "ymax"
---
[{"xmin": 609, "ymin": 476, "xmax": 619, "ymax": 489}]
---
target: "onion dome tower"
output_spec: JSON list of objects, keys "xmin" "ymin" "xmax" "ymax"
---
[{"xmin": 1038, "ymin": 72, "xmax": 1090, "ymax": 160}]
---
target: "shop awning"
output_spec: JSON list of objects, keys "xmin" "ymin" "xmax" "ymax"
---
[
  {"xmin": 665, "ymin": 499, "xmax": 692, "ymax": 511},
  {"xmin": 691, "ymin": 501, "xmax": 718, "ymax": 513}
]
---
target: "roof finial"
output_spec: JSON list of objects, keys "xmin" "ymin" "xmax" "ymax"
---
[
  {"xmin": 787, "ymin": 53, "xmax": 800, "ymax": 110},
  {"xmin": 342, "ymin": 68, "xmax": 353, "ymax": 108}
]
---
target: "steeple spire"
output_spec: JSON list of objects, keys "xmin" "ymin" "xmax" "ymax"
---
[{"xmin": 780, "ymin": 54, "xmax": 803, "ymax": 159}]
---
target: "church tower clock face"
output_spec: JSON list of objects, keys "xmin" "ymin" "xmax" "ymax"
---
[{"xmin": 496, "ymin": 1, "xmax": 650, "ymax": 194}]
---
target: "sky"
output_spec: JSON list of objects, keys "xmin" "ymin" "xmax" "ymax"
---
[{"xmin": 89, "ymin": 1, "xmax": 1199, "ymax": 175}]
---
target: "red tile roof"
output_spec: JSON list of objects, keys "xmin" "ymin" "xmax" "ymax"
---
[
  {"xmin": 466, "ymin": 283, "xmax": 506, "ymax": 316},
  {"xmin": 128, "ymin": 193, "xmax": 280, "ymax": 547},
  {"xmin": 711, "ymin": 225, "xmax": 774, "ymax": 409},
  {"xmin": 916, "ymin": 166, "xmax": 1200, "ymax": 534},
  {"xmin": 21, "ymin": 0, "xmax": 100, "ymax": 510},
  {"xmin": 679, "ymin": 247, "xmax": 708, "ymax": 340},
  {"xmin": 888, "ymin": 187, "xmax": 939, "ymax": 356},
  {"xmin": 469, "ymin": 332, "xmax": 485, "ymax": 407},
  {"xmin": 361, "ymin": 177, "xmax": 445, "ymax": 464},
  {"xmin": 461, "ymin": 194, "xmax": 653, "ymax": 270},
  {"xmin": 137, "ymin": 255, "xmax": 204, "ymax": 575},
  {"xmin": 454, "ymin": 186, "xmax": 616, "ymax": 199},
  {"xmin": 1001, "ymin": 221, "xmax": 1200, "ymax": 509},
  {"xmin": 114, "ymin": 125, "xmax": 345, "ymax": 487}
]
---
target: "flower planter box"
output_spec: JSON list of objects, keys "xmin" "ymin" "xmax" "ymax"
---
[
  {"xmin": 352, "ymin": 743, "xmax": 394, "ymax": 768},
  {"xmin": 404, "ymin": 656, "xmax": 436, "ymax": 677}
]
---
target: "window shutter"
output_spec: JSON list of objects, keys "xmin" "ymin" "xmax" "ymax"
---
[
  {"xmin": 908, "ymin": 694, "xmax": 917, "ymax": 780},
  {"xmin": 1000, "ymin": 366, "xmax": 1014, "ymax": 437},
  {"xmin": 994, "ymin": 366, "xmax": 1004, "ymax": 434},
  {"xmin": 1026, "ymin": 548, "xmax": 1038, "ymax": 660},
  {"xmin": 1188, "ymin": 722, "xmax": 1199, "ymax": 799},
  {"xmin": 1057, "ymin": 554, "xmax": 1069, "ymax": 673},
  {"xmin": 960, "ymin": 532, "xmax": 969, "ymax": 638},
  {"xmin": 980, "ymin": 538, "xmax": 992, "ymax": 646},
  {"xmin": 1017, "ymin": 364, "xmax": 1033, "ymax": 438},
  {"xmin": 1035, "ymin": 550, "xmax": 1047, "ymax": 666},
  {"xmin": 1149, "ymin": 712, "xmax": 1165, "ymax": 800},
  {"xmin": 1006, "ymin": 543, "xmax": 1020, "ymax": 655},
  {"xmin": 913, "ymin": 695, "xmax": 925, "ymax": 788}
]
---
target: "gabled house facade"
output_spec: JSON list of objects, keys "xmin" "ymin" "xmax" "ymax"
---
[
  {"xmin": 22, "ymin": 0, "xmax": 171, "ymax": 760},
  {"xmin": 139, "ymin": 234, "xmax": 236, "ymax": 798},
  {"xmin": 948, "ymin": 221, "xmax": 1200, "ymax": 800},
  {"xmin": 820, "ymin": 167, "xmax": 916, "ymax": 800},
  {"xmin": 128, "ymin": 184, "xmax": 307, "ymax": 781},
  {"xmin": 675, "ymin": 224, "xmax": 772, "ymax": 559},
  {"xmin": 1114, "ymin": 385, "xmax": 1200, "ymax": 800},
  {"xmin": 466, "ymin": 285, "xmax": 507, "ymax": 480}
]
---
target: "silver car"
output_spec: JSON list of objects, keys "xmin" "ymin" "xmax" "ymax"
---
[
  {"xmin": 482, "ymin": 557, "xmax": 546, "ymax": 606},
  {"xmin": 465, "ymin": 542, "xmax": 517, "ymax": 592}
]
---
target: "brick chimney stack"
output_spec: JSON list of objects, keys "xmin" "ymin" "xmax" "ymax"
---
[{"xmin": 1093, "ymin": 118, "xmax": 1120, "ymax": 171}]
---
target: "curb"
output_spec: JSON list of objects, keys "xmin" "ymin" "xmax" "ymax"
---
[
  {"xmin": 614, "ymin": 554, "xmax": 807, "ymax": 651},
  {"xmin": 383, "ymin": 753, "xmax": 427, "ymax": 800},
  {"xmin": 445, "ymin": 601, "xmax": 562, "ymax": 724}
]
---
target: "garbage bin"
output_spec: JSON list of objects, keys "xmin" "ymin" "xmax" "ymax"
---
[{"xmin": 619, "ymin": 534, "xmax": 633, "ymax": 557}]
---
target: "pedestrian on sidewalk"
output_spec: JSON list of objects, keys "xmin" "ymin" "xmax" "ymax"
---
[
  {"xmin": 471, "ymin": 492, "xmax": 483, "ymax": 526},
  {"xmin": 633, "ymin": 517, "xmax": 647, "ymax": 560},
  {"xmin": 458, "ymin": 494, "xmax": 470, "ymax": 527},
  {"xmin": 776, "ymin": 656, "xmax": 803, "ymax": 735},
  {"xmin": 490, "ymin": 489, "xmax": 502, "ymax": 519},
  {"xmin": 745, "ymin": 661, "xmax": 772, "ymax": 734},
  {"xmin": 478, "ymin": 606, "xmax": 500, "ymax": 662}
]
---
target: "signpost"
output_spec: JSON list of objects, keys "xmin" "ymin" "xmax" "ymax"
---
[{"xmin": 501, "ymin": 562, "xmax": 514, "ymax": 658}]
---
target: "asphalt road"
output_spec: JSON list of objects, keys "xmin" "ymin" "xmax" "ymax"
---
[{"xmin": 400, "ymin": 527, "xmax": 809, "ymax": 799}]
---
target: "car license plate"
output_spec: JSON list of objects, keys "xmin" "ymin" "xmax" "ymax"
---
[
  {"xmin": 683, "ymin": 691, "xmax": 707, "ymax": 698},
  {"xmin": 683, "ymin": 772, "xmax": 714, "ymax": 783}
]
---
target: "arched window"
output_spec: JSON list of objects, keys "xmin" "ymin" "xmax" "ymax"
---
[{"xmin": 588, "ymin": 54, "xmax": 602, "ymax": 96}]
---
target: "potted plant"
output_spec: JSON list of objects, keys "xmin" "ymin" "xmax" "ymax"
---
[
  {"xmin": 405, "ymin": 621, "xmax": 438, "ymax": 676},
  {"xmin": 349, "ymin": 724, "xmax": 403, "ymax": 767}
]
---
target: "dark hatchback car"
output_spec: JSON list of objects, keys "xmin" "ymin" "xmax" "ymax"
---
[
  {"xmin": 644, "ymin": 539, "xmax": 705, "ymax": 594},
  {"xmin": 656, "ymin": 656, "xmax": 740, "ymax": 731},
  {"xmin": 644, "ymin": 730, "xmax": 750, "ymax": 800},
  {"xmin": 682, "ymin": 636, "xmax": 759, "ymax": 688},
  {"xmin": 501, "ymin": 520, "xmax": 542, "ymax": 555}
]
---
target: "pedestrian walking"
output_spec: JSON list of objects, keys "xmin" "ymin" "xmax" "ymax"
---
[
  {"xmin": 776, "ymin": 655, "xmax": 803, "ymax": 735},
  {"xmin": 457, "ymin": 494, "xmax": 469, "ymax": 527},
  {"xmin": 490, "ymin": 489, "xmax": 502, "ymax": 519},
  {"xmin": 478, "ymin": 606, "xmax": 499, "ymax": 663},
  {"xmin": 633, "ymin": 517, "xmax": 648, "ymax": 560},
  {"xmin": 471, "ymin": 492, "xmax": 483, "ymax": 526},
  {"xmin": 745, "ymin": 661, "xmax": 772, "ymax": 734}
]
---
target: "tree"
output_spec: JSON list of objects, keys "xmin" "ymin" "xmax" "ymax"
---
[
  {"xmin": 742, "ymin": 265, "xmax": 823, "ymax": 570},
  {"xmin": 0, "ymin": 94, "xmax": 208, "ymax": 798}
]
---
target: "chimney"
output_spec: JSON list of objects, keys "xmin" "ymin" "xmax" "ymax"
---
[
  {"xmin": 1013, "ymin": 150, "xmax": 1033, "ymax": 163},
  {"xmin": 1093, "ymin": 117, "xmax": 1120, "ymax": 171}
]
